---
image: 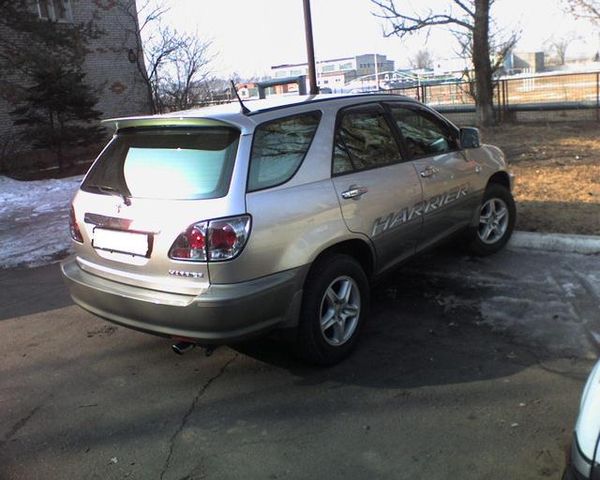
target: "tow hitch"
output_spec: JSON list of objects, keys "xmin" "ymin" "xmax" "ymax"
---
[
  {"xmin": 171, "ymin": 341, "xmax": 195, "ymax": 355},
  {"xmin": 171, "ymin": 341, "xmax": 217, "ymax": 357}
]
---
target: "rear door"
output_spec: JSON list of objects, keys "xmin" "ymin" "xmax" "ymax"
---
[
  {"xmin": 386, "ymin": 103, "xmax": 480, "ymax": 250},
  {"xmin": 330, "ymin": 104, "xmax": 423, "ymax": 273},
  {"xmin": 74, "ymin": 127, "xmax": 241, "ymax": 295}
]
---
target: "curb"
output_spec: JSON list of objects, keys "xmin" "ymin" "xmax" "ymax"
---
[{"xmin": 508, "ymin": 231, "xmax": 600, "ymax": 255}]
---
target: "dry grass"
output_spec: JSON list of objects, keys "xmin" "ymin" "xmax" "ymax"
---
[{"xmin": 481, "ymin": 122, "xmax": 600, "ymax": 235}]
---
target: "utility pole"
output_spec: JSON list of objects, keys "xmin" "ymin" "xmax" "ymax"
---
[
  {"xmin": 374, "ymin": 53, "xmax": 380, "ymax": 91},
  {"xmin": 302, "ymin": 0, "xmax": 318, "ymax": 95}
]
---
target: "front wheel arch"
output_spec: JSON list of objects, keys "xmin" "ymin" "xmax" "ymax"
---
[
  {"xmin": 487, "ymin": 171, "xmax": 511, "ymax": 191},
  {"xmin": 466, "ymin": 183, "xmax": 516, "ymax": 256}
]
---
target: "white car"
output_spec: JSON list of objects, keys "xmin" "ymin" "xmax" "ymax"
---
[{"xmin": 564, "ymin": 359, "xmax": 600, "ymax": 479}]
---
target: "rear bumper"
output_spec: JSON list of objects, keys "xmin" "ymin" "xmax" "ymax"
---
[{"xmin": 61, "ymin": 257, "xmax": 307, "ymax": 343}]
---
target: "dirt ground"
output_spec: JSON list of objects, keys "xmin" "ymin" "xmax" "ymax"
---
[{"xmin": 481, "ymin": 122, "xmax": 600, "ymax": 235}]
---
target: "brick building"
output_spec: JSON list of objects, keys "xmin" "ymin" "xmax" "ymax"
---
[{"xmin": 0, "ymin": 0, "xmax": 151, "ymax": 144}]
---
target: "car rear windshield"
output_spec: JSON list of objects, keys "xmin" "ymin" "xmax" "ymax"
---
[{"xmin": 82, "ymin": 127, "xmax": 240, "ymax": 200}]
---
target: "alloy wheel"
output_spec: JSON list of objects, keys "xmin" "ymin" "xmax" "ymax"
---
[
  {"xmin": 478, "ymin": 197, "xmax": 509, "ymax": 245},
  {"xmin": 319, "ymin": 275, "xmax": 361, "ymax": 346}
]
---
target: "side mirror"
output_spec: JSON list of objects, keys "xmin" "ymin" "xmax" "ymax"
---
[{"xmin": 460, "ymin": 127, "xmax": 481, "ymax": 149}]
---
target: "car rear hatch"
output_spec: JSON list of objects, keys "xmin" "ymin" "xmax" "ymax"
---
[{"xmin": 71, "ymin": 122, "xmax": 246, "ymax": 296}]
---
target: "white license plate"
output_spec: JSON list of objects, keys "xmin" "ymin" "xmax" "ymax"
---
[{"xmin": 93, "ymin": 228, "xmax": 150, "ymax": 257}]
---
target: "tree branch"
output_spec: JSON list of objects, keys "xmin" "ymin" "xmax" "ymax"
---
[
  {"xmin": 452, "ymin": 0, "xmax": 476, "ymax": 18},
  {"xmin": 564, "ymin": 0, "xmax": 600, "ymax": 22},
  {"xmin": 371, "ymin": 0, "xmax": 473, "ymax": 38}
]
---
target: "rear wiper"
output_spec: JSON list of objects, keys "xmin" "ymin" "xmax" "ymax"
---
[{"xmin": 88, "ymin": 184, "xmax": 131, "ymax": 206}]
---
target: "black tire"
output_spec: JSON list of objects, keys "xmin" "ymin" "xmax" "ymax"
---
[
  {"xmin": 294, "ymin": 254, "xmax": 369, "ymax": 366},
  {"xmin": 466, "ymin": 183, "xmax": 516, "ymax": 256}
]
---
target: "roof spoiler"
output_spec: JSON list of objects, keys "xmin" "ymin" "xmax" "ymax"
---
[{"xmin": 101, "ymin": 116, "xmax": 233, "ymax": 131}]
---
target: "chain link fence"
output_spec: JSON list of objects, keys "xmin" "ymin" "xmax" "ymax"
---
[{"xmin": 386, "ymin": 71, "xmax": 600, "ymax": 124}]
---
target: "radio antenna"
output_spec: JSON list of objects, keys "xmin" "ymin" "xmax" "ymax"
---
[{"xmin": 230, "ymin": 80, "xmax": 250, "ymax": 115}]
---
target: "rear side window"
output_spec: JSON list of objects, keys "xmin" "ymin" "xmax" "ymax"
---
[
  {"xmin": 248, "ymin": 112, "xmax": 321, "ymax": 192},
  {"xmin": 82, "ymin": 128, "xmax": 239, "ymax": 200}
]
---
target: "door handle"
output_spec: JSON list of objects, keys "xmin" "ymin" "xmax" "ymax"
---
[
  {"xmin": 420, "ymin": 166, "xmax": 440, "ymax": 178},
  {"xmin": 341, "ymin": 185, "xmax": 368, "ymax": 200}
]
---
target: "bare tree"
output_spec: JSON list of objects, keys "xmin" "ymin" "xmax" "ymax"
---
[
  {"xmin": 452, "ymin": 18, "xmax": 518, "ymax": 102},
  {"xmin": 144, "ymin": 26, "xmax": 187, "ymax": 112},
  {"xmin": 545, "ymin": 32, "xmax": 580, "ymax": 65},
  {"xmin": 157, "ymin": 31, "xmax": 213, "ymax": 111},
  {"xmin": 564, "ymin": 0, "xmax": 600, "ymax": 22},
  {"xmin": 564, "ymin": 1, "xmax": 600, "ymax": 60},
  {"xmin": 371, "ymin": 0, "xmax": 519, "ymax": 126},
  {"xmin": 410, "ymin": 49, "xmax": 434, "ymax": 70},
  {"xmin": 117, "ymin": 0, "xmax": 168, "ymax": 113},
  {"xmin": 116, "ymin": 0, "xmax": 214, "ymax": 114},
  {"xmin": 551, "ymin": 39, "xmax": 569, "ymax": 65}
]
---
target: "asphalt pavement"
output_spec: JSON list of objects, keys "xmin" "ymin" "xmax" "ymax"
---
[{"xmin": 1, "ymin": 247, "xmax": 599, "ymax": 480}]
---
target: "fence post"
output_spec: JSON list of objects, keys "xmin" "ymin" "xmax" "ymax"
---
[
  {"xmin": 503, "ymin": 79, "xmax": 509, "ymax": 120},
  {"xmin": 596, "ymin": 72, "xmax": 599, "ymax": 122},
  {"xmin": 495, "ymin": 82, "xmax": 501, "ymax": 123},
  {"xmin": 502, "ymin": 80, "xmax": 507, "ymax": 121}
]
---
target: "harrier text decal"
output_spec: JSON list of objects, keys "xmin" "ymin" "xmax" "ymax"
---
[{"xmin": 372, "ymin": 184, "xmax": 469, "ymax": 237}]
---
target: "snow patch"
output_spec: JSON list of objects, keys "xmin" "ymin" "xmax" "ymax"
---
[{"xmin": 0, "ymin": 175, "xmax": 83, "ymax": 269}]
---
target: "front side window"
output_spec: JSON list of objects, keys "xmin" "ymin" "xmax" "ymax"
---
[
  {"xmin": 82, "ymin": 128, "xmax": 240, "ymax": 200},
  {"xmin": 389, "ymin": 106, "xmax": 458, "ymax": 157},
  {"xmin": 248, "ymin": 112, "xmax": 321, "ymax": 192},
  {"xmin": 333, "ymin": 108, "xmax": 403, "ymax": 175}
]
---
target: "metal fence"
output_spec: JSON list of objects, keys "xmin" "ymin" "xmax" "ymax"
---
[{"xmin": 386, "ymin": 71, "xmax": 600, "ymax": 124}]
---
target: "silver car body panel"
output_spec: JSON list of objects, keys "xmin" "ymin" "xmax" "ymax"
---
[
  {"xmin": 413, "ymin": 149, "xmax": 484, "ymax": 249},
  {"xmin": 332, "ymin": 162, "xmax": 423, "ymax": 273}
]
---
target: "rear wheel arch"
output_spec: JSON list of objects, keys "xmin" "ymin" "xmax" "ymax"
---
[
  {"xmin": 295, "ymin": 249, "xmax": 371, "ymax": 365},
  {"xmin": 308, "ymin": 239, "xmax": 375, "ymax": 282}
]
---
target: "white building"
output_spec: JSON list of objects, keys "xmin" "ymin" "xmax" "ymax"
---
[{"xmin": 270, "ymin": 54, "xmax": 395, "ymax": 91}]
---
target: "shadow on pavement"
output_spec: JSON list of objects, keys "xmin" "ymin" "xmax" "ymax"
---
[
  {"xmin": 234, "ymin": 255, "xmax": 549, "ymax": 391},
  {"xmin": 0, "ymin": 262, "xmax": 72, "ymax": 321}
]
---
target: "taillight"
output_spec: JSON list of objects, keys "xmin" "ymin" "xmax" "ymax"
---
[
  {"xmin": 169, "ymin": 221, "xmax": 208, "ymax": 261},
  {"xmin": 207, "ymin": 217, "xmax": 250, "ymax": 261},
  {"xmin": 168, "ymin": 215, "xmax": 251, "ymax": 262},
  {"xmin": 69, "ymin": 206, "xmax": 83, "ymax": 243}
]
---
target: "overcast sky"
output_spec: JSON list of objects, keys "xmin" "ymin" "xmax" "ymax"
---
[{"xmin": 153, "ymin": 0, "xmax": 600, "ymax": 77}]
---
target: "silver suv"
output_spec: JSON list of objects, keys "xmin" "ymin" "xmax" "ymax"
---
[{"xmin": 62, "ymin": 94, "xmax": 515, "ymax": 364}]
